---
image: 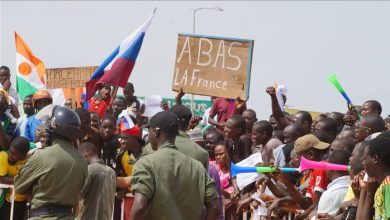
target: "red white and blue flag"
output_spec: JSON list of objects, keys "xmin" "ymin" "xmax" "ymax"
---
[
  {"xmin": 86, "ymin": 9, "xmax": 156, "ymax": 100},
  {"xmin": 118, "ymin": 113, "xmax": 135, "ymax": 131}
]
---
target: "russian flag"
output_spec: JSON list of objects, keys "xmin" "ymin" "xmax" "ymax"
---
[
  {"xmin": 118, "ymin": 112, "xmax": 135, "ymax": 131},
  {"xmin": 86, "ymin": 9, "xmax": 156, "ymax": 100}
]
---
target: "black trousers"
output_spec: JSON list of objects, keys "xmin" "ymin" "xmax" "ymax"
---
[{"xmin": 0, "ymin": 200, "xmax": 27, "ymax": 220}]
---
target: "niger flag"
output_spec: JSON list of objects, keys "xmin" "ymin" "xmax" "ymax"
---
[
  {"xmin": 15, "ymin": 31, "xmax": 46, "ymax": 101},
  {"xmin": 15, "ymin": 32, "xmax": 83, "ymax": 107}
]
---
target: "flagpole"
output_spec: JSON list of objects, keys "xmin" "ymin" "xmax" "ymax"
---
[
  {"xmin": 108, "ymin": 86, "xmax": 119, "ymax": 110},
  {"xmin": 191, "ymin": 7, "xmax": 223, "ymax": 115}
]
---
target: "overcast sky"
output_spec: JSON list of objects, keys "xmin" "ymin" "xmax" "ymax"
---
[{"xmin": 1, "ymin": 1, "xmax": 390, "ymax": 119}]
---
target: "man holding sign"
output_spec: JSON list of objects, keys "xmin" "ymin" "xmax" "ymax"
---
[{"xmin": 208, "ymin": 97, "xmax": 247, "ymax": 131}]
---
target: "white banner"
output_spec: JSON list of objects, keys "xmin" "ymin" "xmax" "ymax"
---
[{"xmin": 236, "ymin": 152, "xmax": 263, "ymax": 190}]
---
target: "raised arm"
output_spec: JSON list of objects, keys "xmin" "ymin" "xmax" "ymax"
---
[
  {"xmin": 266, "ymin": 86, "xmax": 290, "ymax": 129},
  {"xmin": 175, "ymin": 87, "xmax": 185, "ymax": 105}
]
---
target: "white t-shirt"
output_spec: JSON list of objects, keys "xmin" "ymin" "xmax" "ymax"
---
[
  {"xmin": 273, "ymin": 144, "xmax": 286, "ymax": 168},
  {"xmin": 317, "ymin": 175, "xmax": 351, "ymax": 215}
]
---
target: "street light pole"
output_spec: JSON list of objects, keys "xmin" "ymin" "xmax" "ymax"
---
[{"xmin": 190, "ymin": 7, "xmax": 223, "ymax": 114}]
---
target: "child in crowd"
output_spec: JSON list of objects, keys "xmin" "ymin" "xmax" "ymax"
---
[{"xmin": 0, "ymin": 137, "xmax": 30, "ymax": 220}]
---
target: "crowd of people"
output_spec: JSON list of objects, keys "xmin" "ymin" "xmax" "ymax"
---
[{"xmin": 0, "ymin": 63, "xmax": 390, "ymax": 220}]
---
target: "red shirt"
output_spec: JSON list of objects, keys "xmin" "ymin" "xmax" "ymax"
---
[
  {"xmin": 88, "ymin": 97, "xmax": 111, "ymax": 118},
  {"xmin": 305, "ymin": 167, "xmax": 329, "ymax": 202},
  {"xmin": 209, "ymin": 98, "xmax": 247, "ymax": 124}
]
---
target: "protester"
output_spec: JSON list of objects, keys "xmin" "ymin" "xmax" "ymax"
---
[
  {"xmin": 208, "ymin": 97, "xmax": 247, "ymax": 132},
  {"xmin": 273, "ymin": 122, "xmax": 304, "ymax": 167},
  {"xmin": 16, "ymin": 94, "xmax": 34, "ymax": 137},
  {"xmin": 328, "ymin": 138, "xmax": 355, "ymax": 157},
  {"xmin": 214, "ymin": 143, "xmax": 236, "ymax": 220},
  {"xmin": 0, "ymin": 66, "xmax": 19, "ymax": 110},
  {"xmin": 337, "ymin": 126, "xmax": 355, "ymax": 139},
  {"xmin": 242, "ymin": 109, "xmax": 257, "ymax": 136},
  {"xmin": 269, "ymin": 114, "xmax": 286, "ymax": 131},
  {"xmin": 204, "ymin": 128, "xmax": 225, "ymax": 161},
  {"xmin": 316, "ymin": 149, "xmax": 351, "ymax": 217},
  {"xmin": 15, "ymin": 106, "xmax": 87, "ymax": 219},
  {"xmin": 339, "ymin": 140, "xmax": 370, "ymax": 215},
  {"xmin": 76, "ymin": 108, "xmax": 103, "ymax": 156},
  {"xmin": 361, "ymin": 100, "xmax": 382, "ymax": 116},
  {"xmin": 33, "ymin": 124, "xmax": 48, "ymax": 149},
  {"xmin": 130, "ymin": 111, "xmax": 220, "ymax": 220},
  {"xmin": 312, "ymin": 117, "xmax": 339, "ymax": 142},
  {"xmin": 224, "ymin": 115, "xmax": 252, "ymax": 164},
  {"xmin": 113, "ymin": 116, "xmax": 145, "ymax": 220},
  {"xmin": 88, "ymin": 84, "xmax": 112, "ymax": 118},
  {"xmin": 90, "ymin": 111, "xmax": 100, "ymax": 129},
  {"xmin": 116, "ymin": 118, "xmax": 145, "ymax": 177},
  {"xmin": 266, "ymin": 86, "xmax": 313, "ymax": 134},
  {"xmin": 356, "ymin": 131, "xmax": 390, "ymax": 220},
  {"xmin": 272, "ymin": 129, "xmax": 284, "ymax": 142},
  {"xmin": 291, "ymin": 134, "xmax": 330, "ymax": 219},
  {"xmin": 385, "ymin": 115, "xmax": 390, "ymax": 131},
  {"xmin": 201, "ymin": 96, "xmax": 216, "ymax": 127},
  {"xmin": 111, "ymin": 96, "xmax": 127, "ymax": 120},
  {"xmin": 355, "ymin": 112, "xmax": 385, "ymax": 143},
  {"xmin": 24, "ymin": 89, "xmax": 52, "ymax": 142},
  {"xmin": 123, "ymin": 82, "xmax": 140, "ymax": 113},
  {"xmin": 64, "ymin": 98, "xmax": 72, "ymax": 108},
  {"xmin": 78, "ymin": 142, "xmax": 116, "ymax": 220},
  {"xmin": 311, "ymin": 114, "xmax": 327, "ymax": 133},
  {"xmin": 251, "ymin": 120, "xmax": 282, "ymax": 165},
  {"xmin": 0, "ymin": 136, "xmax": 29, "ymax": 220},
  {"xmin": 99, "ymin": 115, "xmax": 119, "ymax": 168},
  {"xmin": 327, "ymin": 111, "xmax": 345, "ymax": 133},
  {"xmin": 0, "ymin": 89, "xmax": 17, "ymax": 148}
]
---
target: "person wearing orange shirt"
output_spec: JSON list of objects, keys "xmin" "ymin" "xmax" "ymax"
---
[{"xmin": 88, "ymin": 85, "xmax": 112, "ymax": 119}]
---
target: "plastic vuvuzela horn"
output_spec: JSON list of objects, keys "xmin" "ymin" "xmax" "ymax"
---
[{"xmin": 230, "ymin": 163, "xmax": 298, "ymax": 177}]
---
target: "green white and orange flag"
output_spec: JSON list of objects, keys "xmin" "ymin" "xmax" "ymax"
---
[
  {"xmin": 15, "ymin": 31, "xmax": 46, "ymax": 101},
  {"xmin": 15, "ymin": 32, "xmax": 74, "ymax": 106}
]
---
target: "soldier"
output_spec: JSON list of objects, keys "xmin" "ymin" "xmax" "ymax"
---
[
  {"xmin": 15, "ymin": 106, "xmax": 87, "ymax": 219},
  {"xmin": 130, "ymin": 111, "xmax": 220, "ymax": 220}
]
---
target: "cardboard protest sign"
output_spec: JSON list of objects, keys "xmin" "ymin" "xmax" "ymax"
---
[
  {"xmin": 46, "ymin": 66, "xmax": 98, "ymax": 89},
  {"xmin": 172, "ymin": 34, "xmax": 254, "ymax": 100},
  {"xmin": 46, "ymin": 66, "xmax": 97, "ymax": 109}
]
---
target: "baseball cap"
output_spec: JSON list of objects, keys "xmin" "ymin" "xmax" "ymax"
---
[
  {"xmin": 294, "ymin": 134, "xmax": 330, "ymax": 153},
  {"xmin": 122, "ymin": 125, "xmax": 141, "ymax": 138},
  {"xmin": 170, "ymin": 104, "xmax": 192, "ymax": 120},
  {"xmin": 144, "ymin": 111, "xmax": 179, "ymax": 134}
]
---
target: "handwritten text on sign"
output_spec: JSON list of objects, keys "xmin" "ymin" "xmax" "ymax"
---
[
  {"xmin": 172, "ymin": 34, "xmax": 254, "ymax": 100},
  {"xmin": 46, "ymin": 66, "xmax": 98, "ymax": 89}
]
